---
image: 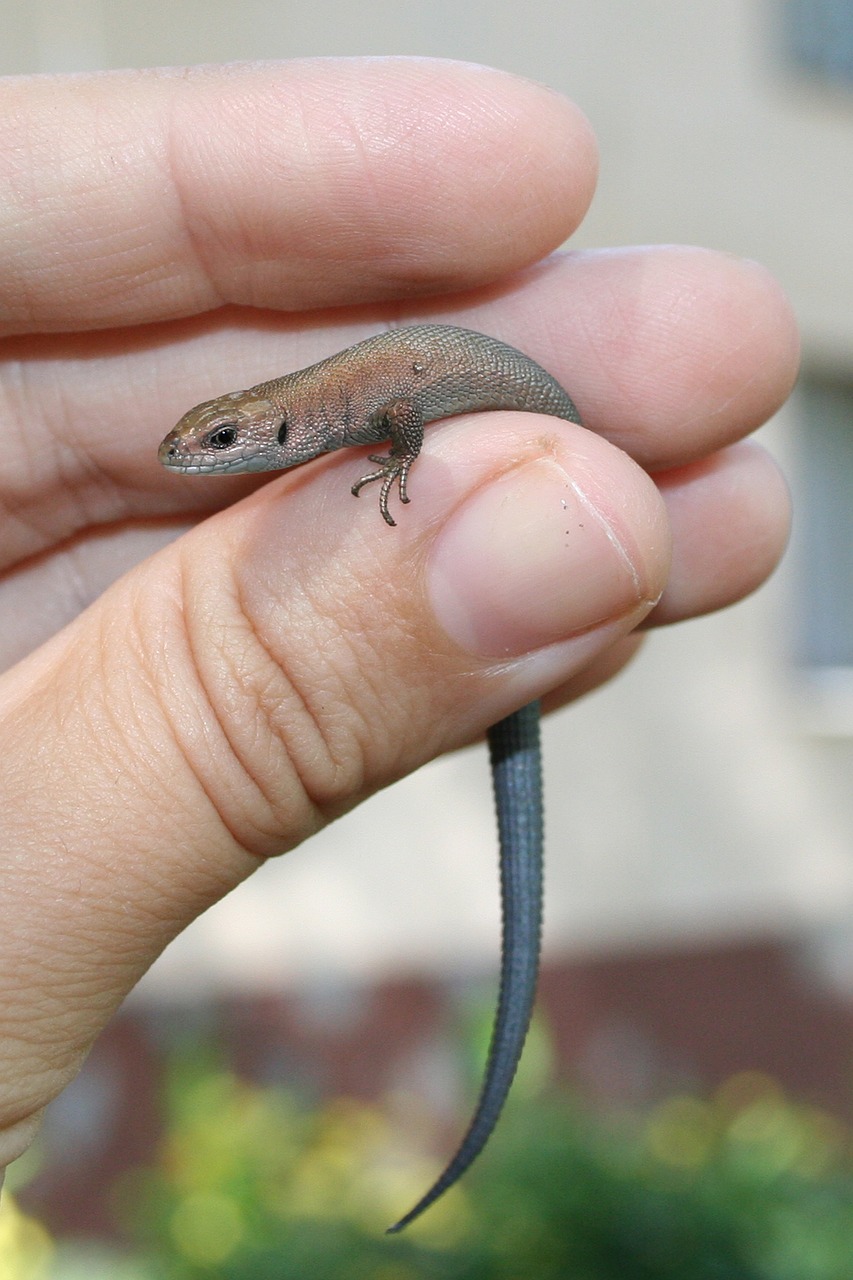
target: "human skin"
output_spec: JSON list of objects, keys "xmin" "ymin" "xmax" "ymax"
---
[{"xmin": 0, "ymin": 59, "xmax": 797, "ymax": 1183}]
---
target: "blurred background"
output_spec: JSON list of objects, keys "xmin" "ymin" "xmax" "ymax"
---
[{"xmin": 3, "ymin": 2, "xmax": 853, "ymax": 1276}]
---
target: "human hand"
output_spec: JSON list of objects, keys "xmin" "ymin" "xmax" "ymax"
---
[{"xmin": 0, "ymin": 59, "xmax": 796, "ymax": 1179}]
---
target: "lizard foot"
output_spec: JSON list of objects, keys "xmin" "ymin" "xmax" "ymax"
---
[{"xmin": 351, "ymin": 453, "xmax": 414, "ymax": 527}]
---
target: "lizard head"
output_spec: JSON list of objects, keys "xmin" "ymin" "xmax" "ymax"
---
[{"xmin": 158, "ymin": 390, "xmax": 289, "ymax": 475}]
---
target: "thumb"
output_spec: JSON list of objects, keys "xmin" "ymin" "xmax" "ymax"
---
[{"xmin": 0, "ymin": 411, "xmax": 668, "ymax": 1172}]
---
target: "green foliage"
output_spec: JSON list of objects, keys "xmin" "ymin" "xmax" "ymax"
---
[{"xmin": 115, "ymin": 1042, "xmax": 853, "ymax": 1280}]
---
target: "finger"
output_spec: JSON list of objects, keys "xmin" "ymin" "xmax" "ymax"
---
[
  {"xmin": 0, "ymin": 60, "xmax": 596, "ymax": 335},
  {"xmin": 646, "ymin": 441, "xmax": 791, "ymax": 625},
  {"xmin": 541, "ymin": 248, "xmax": 800, "ymax": 472},
  {"xmin": 1, "ymin": 248, "xmax": 797, "ymax": 567},
  {"xmin": 0, "ymin": 415, "xmax": 667, "ymax": 1165}
]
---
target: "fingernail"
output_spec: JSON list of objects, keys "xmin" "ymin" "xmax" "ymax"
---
[{"xmin": 429, "ymin": 457, "xmax": 657, "ymax": 657}]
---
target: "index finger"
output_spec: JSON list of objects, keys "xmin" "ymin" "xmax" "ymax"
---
[{"xmin": 0, "ymin": 58, "xmax": 598, "ymax": 336}]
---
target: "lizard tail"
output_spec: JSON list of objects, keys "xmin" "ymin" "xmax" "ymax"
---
[{"xmin": 386, "ymin": 701, "xmax": 543, "ymax": 1233}]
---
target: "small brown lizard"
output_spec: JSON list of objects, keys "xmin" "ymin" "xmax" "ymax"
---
[{"xmin": 159, "ymin": 323, "xmax": 581, "ymax": 1231}]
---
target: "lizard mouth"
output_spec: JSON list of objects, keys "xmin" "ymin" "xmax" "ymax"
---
[{"xmin": 157, "ymin": 436, "xmax": 270, "ymax": 475}]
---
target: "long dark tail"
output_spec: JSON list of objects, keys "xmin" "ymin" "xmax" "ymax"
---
[{"xmin": 386, "ymin": 701, "xmax": 543, "ymax": 1233}]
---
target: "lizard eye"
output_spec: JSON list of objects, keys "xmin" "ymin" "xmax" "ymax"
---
[
  {"xmin": 205, "ymin": 425, "xmax": 238, "ymax": 450},
  {"xmin": 277, "ymin": 418, "xmax": 288, "ymax": 444}
]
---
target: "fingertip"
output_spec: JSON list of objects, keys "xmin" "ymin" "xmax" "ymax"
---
[
  {"xmin": 651, "ymin": 440, "xmax": 792, "ymax": 624},
  {"xmin": 562, "ymin": 245, "xmax": 801, "ymax": 467}
]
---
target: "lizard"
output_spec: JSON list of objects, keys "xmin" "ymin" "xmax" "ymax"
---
[{"xmin": 158, "ymin": 323, "xmax": 582, "ymax": 1232}]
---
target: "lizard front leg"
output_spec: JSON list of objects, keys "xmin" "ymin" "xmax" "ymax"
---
[{"xmin": 350, "ymin": 398, "xmax": 425, "ymax": 526}]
